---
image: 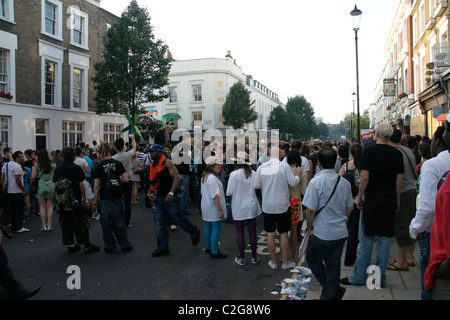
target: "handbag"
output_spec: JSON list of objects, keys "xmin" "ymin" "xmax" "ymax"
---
[
  {"xmin": 298, "ymin": 176, "xmax": 341, "ymax": 261},
  {"xmin": 30, "ymin": 172, "xmax": 43, "ymax": 197},
  {"xmin": 133, "ymin": 165, "xmax": 142, "ymax": 174}
]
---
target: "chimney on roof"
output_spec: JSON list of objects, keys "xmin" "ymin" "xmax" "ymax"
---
[
  {"xmin": 167, "ymin": 49, "xmax": 173, "ymax": 60},
  {"xmin": 225, "ymin": 50, "xmax": 232, "ymax": 59}
]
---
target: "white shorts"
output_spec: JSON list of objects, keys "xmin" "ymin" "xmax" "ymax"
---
[{"xmin": 83, "ymin": 180, "xmax": 94, "ymax": 200}]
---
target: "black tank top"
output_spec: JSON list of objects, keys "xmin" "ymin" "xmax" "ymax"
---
[{"xmin": 156, "ymin": 167, "xmax": 174, "ymax": 196}]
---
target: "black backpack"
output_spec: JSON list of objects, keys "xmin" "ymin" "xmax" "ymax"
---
[
  {"xmin": 342, "ymin": 163, "xmax": 359, "ymax": 198},
  {"xmin": 102, "ymin": 161, "xmax": 123, "ymax": 200}
]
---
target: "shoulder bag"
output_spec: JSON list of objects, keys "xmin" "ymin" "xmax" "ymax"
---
[{"xmin": 298, "ymin": 175, "xmax": 341, "ymax": 261}]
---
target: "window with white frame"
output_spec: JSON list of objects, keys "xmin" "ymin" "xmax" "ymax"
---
[
  {"xmin": 192, "ymin": 112, "xmax": 202, "ymax": 122},
  {"xmin": 72, "ymin": 68, "xmax": 82, "ymax": 108},
  {"xmin": 103, "ymin": 123, "xmax": 123, "ymax": 146},
  {"xmin": 420, "ymin": 4, "xmax": 425, "ymax": 35},
  {"xmin": 192, "ymin": 84, "xmax": 202, "ymax": 102},
  {"xmin": 422, "ymin": 55, "xmax": 427, "ymax": 89},
  {"xmin": 44, "ymin": 60, "xmax": 56, "ymax": 105},
  {"xmin": 0, "ymin": 0, "xmax": 14, "ymax": 23},
  {"xmin": 413, "ymin": 15, "xmax": 418, "ymax": 44},
  {"xmin": 62, "ymin": 121, "xmax": 83, "ymax": 148},
  {"xmin": 169, "ymin": 87, "xmax": 178, "ymax": 103},
  {"xmin": 0, "ymin": 49, "xmax": 7, "ymax": 93},
  {"xmin": 0, "ymin": 116, "xmax": 9, "ymax": 148},
  {"xmin": 41, "ymin": 0, "xmax": 63, "ymax": 40},
  {"xmin": 68, "ymin": 50, "xmax": 89, "ymax": 110},
  {"xmin": 0, "ymin": 31, "xmax": 17, "ymax": 101},
  {"xmin": 429, "ymin": 0, "xmax": 436, "ymax": 18},
  {"xmin": 69, "ymin": 6, "xmax": 89, "ymax": 49},
  {"xmin": 39, "ymin": 40, "xmax": 63, "ymax": 107}
]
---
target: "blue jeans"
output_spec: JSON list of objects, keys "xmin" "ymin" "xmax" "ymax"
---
[
  {"xmin": 99, "ymin": 200, "xmax": 132, "ymax": 252},
  {"xmin": 153, "ymin": 195, "xmax": 199, "ymax": 250},
  {"xmin": 418, "ymin": 232, "xmax": 433, "ymax": 300},
  {"xmin": 306, "ymin": 234, "xmax": 346, "ymax": 300},
  {"xmin": 348, "ymin": 212, "xmax": 391, "ymax": 285},
  {"xmin": 179, "ymin": 175, "xmax": 189, "ymax": 214}
]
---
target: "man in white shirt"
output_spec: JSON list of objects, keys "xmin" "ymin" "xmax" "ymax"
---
[
  {"xmin": 409, "ymin": 125, "xmax": 450, "ymax": 300},
  {"xmin": 254, "ymin": 149, "xmax": 301, "ymax": 270},
  {"xmin": 1, "ymin": 151, "xmax": 29, "ymax": 232}
]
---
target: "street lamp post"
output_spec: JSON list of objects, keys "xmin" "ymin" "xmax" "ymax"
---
[
  {"xmin": 350, "ymin": 4, "xmax": 362, "ymax": 142},
  {"xmin": 351, "ymin": 91, "xmax": 356, "ymax": 141}
]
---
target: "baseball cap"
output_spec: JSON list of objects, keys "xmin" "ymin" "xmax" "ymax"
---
[{"xmin": 149, "ymin": 144, "xmax": 163, "ymax": 152}]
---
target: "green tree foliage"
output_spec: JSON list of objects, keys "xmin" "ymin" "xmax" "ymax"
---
[
  {"xmin": 286, "ymin": 95, "xmax": 318, "ymax": 139},
  {"xmin": 317, "ymin": 122, "xmax": 329, "ymax": 138},
  {"xmin": 92, "ymin": 0, "xmax": 171, "ymax": 126},
  {"xmin": 267, "ymin": 106, "xmax": 290, "ymax": 140},
  {"xmin": 222, "ymin": 81, "xmax": 258, "ymax": 130},
  {"xmin": 337, "ymin": 112, "xmax": 370, "ymax": 140},
  {"xmin": 268, "ymin": 94, "xmax": 321, "ymax": 140}
]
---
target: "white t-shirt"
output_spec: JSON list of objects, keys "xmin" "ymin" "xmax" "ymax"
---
[
  {"xmin": 201, "ymin": 174, "xmax": 226, "ymax": 222},
  {"xmin": 113, "ymin": 149, "xmax": 135, "ymax": 174},
  {"xmin": 253, "ymin": 158, "xmax": 299, "ymax": 214},
  {"xmin": 226, "ymin": 168, "xmax": 261, "ymax": 221},
  {"xmin": 2, "ymin": 161, "xmax": 24, "ymax": 194},
  {"xmin": 74, "ymin": 157, "xmax": 89, "ymax": 175},
  {"xmin": 282, "ymin": 155, "xmax": 310, "ymax": 172}
]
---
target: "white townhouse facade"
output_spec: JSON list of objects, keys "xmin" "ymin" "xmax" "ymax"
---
[
  {"xmin": 0, "ymin": 0, "xmax": 128, "ymax": 152},
  {"xmin": 370, "ymin": 0, "xmax": 450, "ymax": 137},
  {"xmin": 161, "ymin": 52, "xmax": 284, "ymax": 133}
]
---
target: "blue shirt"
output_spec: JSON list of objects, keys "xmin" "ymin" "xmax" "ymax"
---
[
  {"xmin": 302, "ymin": 169, "xmax": 353, "ymax": 241},
  {"xmin": 84, "ymin": 156, "xmax": 93, "ymax": 178}
]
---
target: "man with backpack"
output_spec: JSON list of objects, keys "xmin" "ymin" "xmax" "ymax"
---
[
  {"xmin": 92, "ymin": 142, "xmax": 133, "ymax": 254},
  {"xmin": 53, "ymin": 147, "xmax": 100, "ymax": 254}
]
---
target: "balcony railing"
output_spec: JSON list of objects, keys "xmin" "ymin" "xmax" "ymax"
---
[{"xmin": 433, "ymin": 41, "xmax": 450, "ymax": 76}]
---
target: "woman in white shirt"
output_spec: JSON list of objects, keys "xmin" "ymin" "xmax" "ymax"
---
[
  {"xmin": 201, "ymin": 156, "xmax": 227, "ymax": 259},
  {"xmin": 226, "ymin": 152, "xmax": 262, "ymax": 266}
]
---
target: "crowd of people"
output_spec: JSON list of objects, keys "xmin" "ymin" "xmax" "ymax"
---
[{"xmin": 0, "ymin": 115, "xmax": 449, "ymax": 300}]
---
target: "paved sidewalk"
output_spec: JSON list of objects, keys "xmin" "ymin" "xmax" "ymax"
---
[{"xmin": 303, "ymin": 238, "xmax": 422, "ymax": 300}]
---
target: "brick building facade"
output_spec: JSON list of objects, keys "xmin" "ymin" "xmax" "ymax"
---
[{"xmin": 0, "ymin": 0, "xmax": 128, "ymax": 152}]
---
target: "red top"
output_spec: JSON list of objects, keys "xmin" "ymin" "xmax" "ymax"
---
[{"xmin": 424, "ymin": 175, "xmax": 450, "ymax": 291}]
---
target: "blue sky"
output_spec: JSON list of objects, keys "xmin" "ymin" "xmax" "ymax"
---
[{"xmin": 101, "ymin": 0, "xmax": 399, "ymax": 124}]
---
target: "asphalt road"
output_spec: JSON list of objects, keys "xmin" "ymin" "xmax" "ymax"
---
[{"xmin": 2, "ymin": 194, "xmax": 298, "ymax": 301}]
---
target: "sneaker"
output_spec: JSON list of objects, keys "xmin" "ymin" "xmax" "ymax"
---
[
  {"xmin": 16, "ymin": 286, "xmax": 42, "ymax": 300},
  {"xmin": 191, "ymin": 228, "xmax": 200, "ymax": 246},
  {"xmin": 152, "ymin": 248, "xmax": 170, "ymax": 257},
  {"xmin": 281, "ymin": 261, "xmax": 297, "ymax": 270},
  {"xmin": 68, "ymin": 245, "xmax": 81, "ymax": 254},
  {"xmin": 252, "ymin": 255, "xmax": 261, "ymax": 265},
  {"xmin": 84, "ymin": 244, "xmax": 101, "ymax": 254},
  {"xmin": 170, "ymin": 224, "xmax": 177, "ymax": 231},
  {"xmin": 121, "ymin": 246, "xmax": 133, "ymax": 253},
  {"xmin": 92, "ymin": 213, "xmax": 100, "ymax": 221},
  {"xmin": 268, "ymin": 260, "xmax": 277, "ymax": 270},
  {"xmin": 15, "ymin": 227, "xmax": 30, "ymax": 233},
  {"xmin": 234, "ymin": 256, "xmax": 245, "ymax": 266},
  {"xmin": 211, "ymin": 252, "xmax": 227, "ymax": 259},
  {"xmin": 334, "ymin": 286, "xmax": 346, "ymax": 300}
]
